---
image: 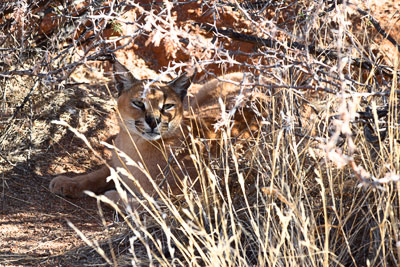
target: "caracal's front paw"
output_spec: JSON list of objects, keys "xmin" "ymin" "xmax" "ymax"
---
[{"xmin": 49, "ymin": 176, "xmax": 83, "ymax": 198}]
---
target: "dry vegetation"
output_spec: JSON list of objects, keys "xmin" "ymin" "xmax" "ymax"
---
[{"xmin": 1, "ymin": 0, "xmax": 400, "ymax": 266}]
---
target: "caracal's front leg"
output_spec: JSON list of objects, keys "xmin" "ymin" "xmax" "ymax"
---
[{"xmin": 49, "ymin": 165, "xmax": 112, "ymax": 198}]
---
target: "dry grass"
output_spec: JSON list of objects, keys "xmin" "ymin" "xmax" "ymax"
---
[{"xmin": 1, "ymin": 0, "xmax": 400, "ymax": 266}]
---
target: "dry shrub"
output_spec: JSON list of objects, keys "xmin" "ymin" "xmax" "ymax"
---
[{"xmin": 1, "ymin": 0, "xmax": 400, "ymax": 266}]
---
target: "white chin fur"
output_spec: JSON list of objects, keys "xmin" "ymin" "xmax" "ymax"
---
[
  {"xmin": 143, "ymin": 132, "xmax": 162, "ymax": 141},
  {"xmin": 129, "ymin": 128, "xmax": 161, "ymax": 141}
]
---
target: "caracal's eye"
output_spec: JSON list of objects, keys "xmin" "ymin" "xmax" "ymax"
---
[
  {"xmin": 132, "ymin": 100, "xmax": 145, "ymax": 110},
  {"xmin": 163, "ymin": 103, "xmax": 175, "ymax": 111}
]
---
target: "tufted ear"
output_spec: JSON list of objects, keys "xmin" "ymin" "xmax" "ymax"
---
[
  {"xmin": 113, "ymin": 60, "xmax": 138, "ymax": 95},
  {"xmin": 168, "ymin": 70, "xmax": 196, "ymax": 100}
]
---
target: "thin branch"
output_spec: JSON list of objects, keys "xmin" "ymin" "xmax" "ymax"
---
[
  {"xmin": 320, "ymin": 0, "xmax": 400, "ymax": 53},
  {"xmin": 195, "ymin": 23, "xmax": 400, "ymax": 77}
]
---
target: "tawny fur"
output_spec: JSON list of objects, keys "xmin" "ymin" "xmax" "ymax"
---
[{"xmin": 49, "ymin": 62, "xmax": 264, "ymax": 204}]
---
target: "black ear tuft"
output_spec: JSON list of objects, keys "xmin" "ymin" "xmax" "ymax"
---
[
  {"xmin": 168, "ymin": 70, "xmax": 196, "ymax": 100},
  {"xmin": 113, "ymin": 60, "xmax": 138, "ymax": 95}
]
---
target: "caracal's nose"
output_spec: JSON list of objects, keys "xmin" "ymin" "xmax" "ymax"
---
[{"xmin": 145, "ymin": 115, "xmax": 161, "ymax": 130}]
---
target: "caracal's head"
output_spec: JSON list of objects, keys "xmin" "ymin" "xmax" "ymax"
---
[{"xmin": 113, "ymin": 60, "xmax": 194, "ymax": 141}]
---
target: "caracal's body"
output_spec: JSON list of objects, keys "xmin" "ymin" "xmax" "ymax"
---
[{"xmin": 49, "ymin": 60, "xmax": 262, "ymax": 203}]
